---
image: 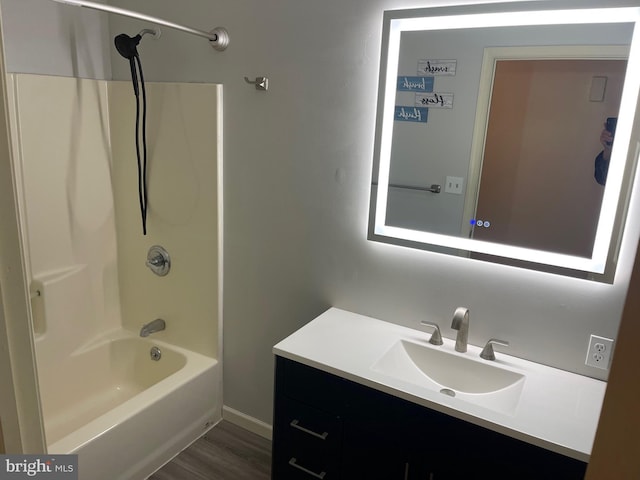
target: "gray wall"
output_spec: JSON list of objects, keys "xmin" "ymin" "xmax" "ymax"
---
[
  {"xmin": 3, "ymin": 0, "xmax": 640, "ymax": 426},
  {"xmin": 0, "ymin": 0, "xmax": 111, "ymax": 79}
]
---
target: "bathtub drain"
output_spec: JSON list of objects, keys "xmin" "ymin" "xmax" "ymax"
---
[{"xmin": 150, "ymin": 346, "xmax": 162, "ymax": 361}]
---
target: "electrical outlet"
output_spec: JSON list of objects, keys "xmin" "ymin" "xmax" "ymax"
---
[
  {"xmin": 585, "ymin": 334, "xmax": 614, "ymax": 370},
  {"xmin": 445, "ymin": 176, "xmax": 464, "ymax": 194}
]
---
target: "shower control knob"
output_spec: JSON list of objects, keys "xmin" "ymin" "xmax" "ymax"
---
[{"xmin": 146, "ymin": 245, "xmax": 171, "ymax": 276}]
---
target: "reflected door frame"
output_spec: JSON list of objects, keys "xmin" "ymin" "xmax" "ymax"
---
[{"xmin": 464, "ymin": 44, "xmax": 629, "ymax": 240}]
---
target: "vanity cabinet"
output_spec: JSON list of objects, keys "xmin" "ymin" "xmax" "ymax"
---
[{"xmin": 272, "ymin": 356, "xmax": 587, "ymax": 480}]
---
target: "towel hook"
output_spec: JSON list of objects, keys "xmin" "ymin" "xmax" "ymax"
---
[{"xmin": 244, "ymin": 76, "xmax": 268, "ymax": 91}]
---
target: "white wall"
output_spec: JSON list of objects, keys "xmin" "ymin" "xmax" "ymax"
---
[
  {"xmin": 3, "ymin": 0, "xmax": 640, "ymax": 427},
  {"xmin": 6, "ymin": 74, "xmax": 120, "ymax": 375},
  {"xmin": 109, "ymin": 81, "xmax": 222, "ymax": 359}
]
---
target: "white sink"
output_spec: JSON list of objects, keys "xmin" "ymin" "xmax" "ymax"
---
[
  {"xmin": 371, "ymin": 339, "xmax": 526, "ymax": 415},
  {"xmin": 274, "ymin": 308, "xmax": 607, "ymax": 460}
]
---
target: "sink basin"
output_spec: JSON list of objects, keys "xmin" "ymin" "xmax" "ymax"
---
[{"xmin": 371, "ymin": 339, "xmax": 526, "ymax": 415}]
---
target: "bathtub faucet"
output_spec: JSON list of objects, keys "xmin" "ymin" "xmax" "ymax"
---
[{"xmin": 140, "ymin": 318, "xmax": 166, "ymax": 337}]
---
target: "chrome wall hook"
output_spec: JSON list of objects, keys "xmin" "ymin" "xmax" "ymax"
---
[{"xmin": 244, "ymin": 76, "xmax": 268, "ymax": 91}]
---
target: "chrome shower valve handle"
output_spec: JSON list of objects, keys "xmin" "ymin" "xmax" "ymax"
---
[{"xmin": 146, "ymin": 245, "xmax": 171, "ymax": 276}]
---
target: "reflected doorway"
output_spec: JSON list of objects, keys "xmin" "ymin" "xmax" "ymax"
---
[{"xmin": 472, "ymin": 57, "xmax": 626, "ymax": 258}]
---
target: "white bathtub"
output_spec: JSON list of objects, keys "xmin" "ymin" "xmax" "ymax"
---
[{"xmin": 39, "ymin": 331, "xmax": 222, "ymax": 480}]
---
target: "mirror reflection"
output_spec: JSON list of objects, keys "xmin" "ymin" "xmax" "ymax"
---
[
  {"xmin": 369, "ymin": 5, "xmax": 640, "ymax": 280},
  {"xmin": 471, "ymin": 56, "xmax": 626, "ymax": 258}
]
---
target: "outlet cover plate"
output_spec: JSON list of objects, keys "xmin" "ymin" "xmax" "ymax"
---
[
  {"xmin": 585, "ymin": 334, "xmax": 614, "ymax": 370},
  {"xmin": 445, "ymin": 176, "xmax": 464, "ymax": 194}
]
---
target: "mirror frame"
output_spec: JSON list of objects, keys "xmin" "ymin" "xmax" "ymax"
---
[{"xmin": 368, "ymin": 1, "xmax": 640, "ymax": 282}]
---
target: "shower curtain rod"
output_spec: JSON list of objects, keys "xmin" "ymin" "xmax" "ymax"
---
[{"xmin": 49, "ymin": 0, "xmax": 229, "ymax": 51}]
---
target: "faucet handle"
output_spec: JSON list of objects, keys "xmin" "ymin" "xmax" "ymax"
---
[
  {"xmin": 419, "ymin": 321, "xmax": 444, "ymax": 346},
  {"xmin": 480, "ymin": 338, "xmax": 509, "ymax": 361},
  {"xmin": 146, "ymin": 245, "xmax": 171, "ymax": 276}
]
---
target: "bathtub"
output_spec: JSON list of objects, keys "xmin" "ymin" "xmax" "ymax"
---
[{"xmin": 38, "ymin": 331, "xmax": 222, "ymax": 480}]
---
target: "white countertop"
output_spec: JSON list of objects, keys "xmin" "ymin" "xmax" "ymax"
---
[{"xmin": 273, "ymin": 307, "xmax": 606, "ymax": 462}]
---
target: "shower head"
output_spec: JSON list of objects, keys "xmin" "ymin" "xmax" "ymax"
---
[
  {"xmin": 114, "ymin": 29, "xmax": 158, "ymax": 60},
  {"xmin": 114, "ymin": 33, "xmax": 142, "ymax": 60},
  {"xmin": 113, "ymin": 28, "xmax": 162, "ymax": 60}
]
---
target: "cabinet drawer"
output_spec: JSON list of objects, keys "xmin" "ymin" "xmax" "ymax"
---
[
  {"xmin": 279, "ymin": 396, "xmax": 342, "ymax": 454},
  {"xmin": 278, "ymin": 457, "xmax": 337, "ymax": 480},
  {"xmin": 273, "ymin": 395, "xmax": 343, "ymax": 479},
  {"xmin": 275, "ymin": 357, "xmax": 346, "ymax": 413}
]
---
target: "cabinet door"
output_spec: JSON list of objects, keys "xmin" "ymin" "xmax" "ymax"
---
[
  {"xmin": 419, "ymin": 415, "xmax": 587, "ymax": 480},
  {"xmin": 341, "ymin": 424, "xmax": 409, "ymax": 480},
  {"xmin": 404, "ymin": 454, "xmax": 451, "ymax": 480},
  {"xmin": 341, "ymin": 427, "xmax": 454, "ymax": 480},
  {"xmin": 342, "ymin": 375, "xmax": 448, "ymax": 480}
]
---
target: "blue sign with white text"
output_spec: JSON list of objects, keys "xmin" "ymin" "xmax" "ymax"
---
[
  {"xmin": 394, "ymin": 107, "xmax": 428, "ymax": 123},
  {"xmin": 397, "ymin": 76, "xmax": 434, "ymax": 92}
]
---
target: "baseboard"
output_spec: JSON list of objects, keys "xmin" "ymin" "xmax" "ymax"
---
[{"xmin": 222, "ymin": 405, "xmax": 273, "ymax": 441}]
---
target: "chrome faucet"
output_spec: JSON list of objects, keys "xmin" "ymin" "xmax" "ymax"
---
[
  {"xmin": 451, "ymin": 307, "xmax": 470, "ymax": 353},
  {"xmin": 140, "ymin": 318, "xmax": 166, "ymax": 337}
]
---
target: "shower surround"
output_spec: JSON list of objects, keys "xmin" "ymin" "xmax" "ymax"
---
[{"xmin": 7, "ymin": 73, "xmax": 223, "ymax": 480}]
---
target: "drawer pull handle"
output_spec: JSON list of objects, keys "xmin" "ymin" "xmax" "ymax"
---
[
  {"xmin": 290, "ymin": 419, "xmax": 329, "ymax": 440},
  {"xmin": 288, "ymin": 457, "xmax": 327, "ymax": 479}
]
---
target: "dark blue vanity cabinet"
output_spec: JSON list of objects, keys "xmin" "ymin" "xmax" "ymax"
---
[{"xmin": 272, "ymin": 356, "xmax": 588, "ymax": 480}]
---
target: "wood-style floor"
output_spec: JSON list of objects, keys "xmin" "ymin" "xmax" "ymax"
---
[{"xmin": 149, "ymin": 421, "xmax": 272, "ymax": 480}]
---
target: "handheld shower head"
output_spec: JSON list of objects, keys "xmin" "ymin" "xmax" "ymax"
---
[
  {"xmin": 114, "ymin": 29, "xmax": 157, "ymax": 59},
  {"xmin": 114, "ymin": 30, "xmax": 153, "ymax": 236},
  {"xmin": 114, "ymin": 33, "xmax": 141, "ymax": 60}
]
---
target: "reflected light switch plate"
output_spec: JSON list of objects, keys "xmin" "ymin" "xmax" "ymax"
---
[{"xmin": 589, "ymin": 76, "xmax": 607, "ymax": 102}]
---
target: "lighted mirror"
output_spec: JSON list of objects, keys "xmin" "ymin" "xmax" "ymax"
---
[{"xmin": 368, "ymin": 3, "xmax": 640, "ymax": 281}]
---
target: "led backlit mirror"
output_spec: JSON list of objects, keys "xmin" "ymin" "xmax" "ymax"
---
[{"xmin": 368, "ymin": 3, "xmax": 640, "ymax": 282}]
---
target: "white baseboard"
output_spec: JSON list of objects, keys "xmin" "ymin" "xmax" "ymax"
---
[{"xmin": 222, "ymin": 405, "xmax": 273, "ymax": 441}]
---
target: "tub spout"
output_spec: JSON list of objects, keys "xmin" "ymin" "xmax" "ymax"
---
[{"xmin": 140, "ymin": 318, "xmax": 166, "ymax": 337}]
